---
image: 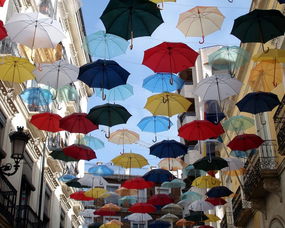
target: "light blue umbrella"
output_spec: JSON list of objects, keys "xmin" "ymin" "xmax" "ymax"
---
[
  {"xmin": 83, "ymin": 136, "xmax": 105, "ymax": 150},
  {"xmin": 181, "ymin": 191, "xmax": 202, "ymax": 201},
  {"xmin": 183, "ymin": 164, "xmax": 207, "ymax": 177},
  {"xmin": 161, "ymin": 179, "xmax": 186, "ymax": 188},
  {"xmin": 85, "ymin": 31, "xmax": 129, "ymax": 59},
  {"xmin": 230, "ymin": 149, "xmax": 256, "ymax": 158},
  {"xmin": 58, "ymin": 174, "xmax": 76, "ymax": 182},
  {"xmin": 57, "ymin": 84, "xmax": 78, "ymax": 102},
  {"xmin": 20, "ymin": 87, "xmax": 52, "ymax": 106},
  {"xmin": 94, "ymin": 84, "xmax": 133, "ymax": 102},
  {"xmin": 137, "ymin": 116, "xmax": 172, "ymax": 142},
  {"xmin": 118, "ymin": 196, "xmax": 137, "ymax": 206},
  {"xmin": 88, "ymin": 165, "xmax": 114, "ymax": 176},
  {"xmin": 143, "ymin": 73, "xmax": 184, "ymax": 93}
]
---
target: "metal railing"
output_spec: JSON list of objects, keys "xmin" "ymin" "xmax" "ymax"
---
[
  {"xmin": 220, "ymin": 215, "xmax": 227, "ymax": 228},
  {"xmin": 16, "ymin": 205, "xmax": 43, "ymax": 228},
  {"xmin": 273, "ymin": 95, "xmax": 285, "ymax": 155}
]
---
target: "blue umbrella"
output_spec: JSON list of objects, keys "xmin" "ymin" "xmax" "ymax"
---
[
  {"xmin": 85, "ymin": 31, "xmax": 129, "ymax": 59},
  {"xmin": 150, "ymin": 140, "xmax": 188, "ymax": 158},
  {"xmin": 278, "ymin": 0, "xmax": 285, "ymax": 3},
  {"xmin": 137, "ymin": 116, "xmax": 173, "ymax": 142},
  {"xmin": 230, "ymin": 149, "xmax": 256, "ymax": 158},
  {"xmin": 161, "ymin": 179, "xmax": 186, "ymax": 188},
  {"xmin": 78, "ymin": 59, "xmax": 130, "ymax": 91},
  {"xmin": 236, "ymin": 91, "xmax": 280, "ymax": 114},
  {"xmin": 58, "ymin": 174, "xmax": 76, "ymax": 182},
  {"xmin": 181, "ymin": 191, "xmax": 202, "ymax": 201},
  {"xmin": 143, "ymin": 169, "xmax": 176, "ymax": 184},
  {"xmin": 118, "ymin": 196, "xmax": 137, "ymax": 206},
  {"xmin": 183, "ymin": 164, "xmax": 206, "ymax": 177},
  {"xmin": 88, "ymin": 165, "xmax": 114, "ymax": 176},
  {"xmin": 143, "ymin": 73, "xmax": 184, "ymax": 93},
  {"xmin": 206, "ymin": 186, "xmax": 233, "ymax": 198},
  {"xmin": 83, "ymin": 136, "xmax": 105, "ymax": 150},
  {"xmin": 149, "ymin": 220, "xmax": 171, "ymax": 228},
  {"xmin": 20, "ymin": 87, "xmax": 52, "ymax": 107},
  {"xmin": 94, "ymin": 84, "xmax": 133, "ymax": 102}
]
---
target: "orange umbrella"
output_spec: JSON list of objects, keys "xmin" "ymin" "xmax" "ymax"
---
[
  {"xmin": 176, "ymin": 219, "xmax": 194, "ymax": 227},
  {"xmin": 101, "ymin": 203, "xmax": 121, "ymax": 212},
  {"xmin": 115, "ymin": 187, "xmax": 138, "ymax": 196}
]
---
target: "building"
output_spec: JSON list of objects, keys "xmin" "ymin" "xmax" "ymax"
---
[{"xmin": 0, "ymin": 0, "xmax": 92, "ymax": 227}]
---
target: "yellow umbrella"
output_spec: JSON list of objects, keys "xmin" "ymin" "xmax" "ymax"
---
[
  {"xmin": 111, "ymin": 153, "xmax": 148, "ymax": 169},
  {"xmin": 101, "ymin": 203, "xmax": 121, "ymax": 212},
  {"xmin": 252, "ymin": 48, "xmax": 285, "ymax": 62},
  {"xmin": 205, "ymin": 214, "xmax": 221, "ymax": 222},
  {"xmin": 192, "ymin": 176, "xmax": 221, "ymax": 188},
  {"xmin": 84, "ymin": 188, "xmax": 107, "ymax": 199},
  {"xmin": 0, "ymin": 56, "xmax": 35, "ymax": 83},
  {"xmin": 115, "ymin": 187, "xmax": 137, "ymax": 196},
  {"xmin": 100, "ymin": 224, "xmax": 120, "ymax": 228},
  {"xmin": 158, "ymin": 158, "xmax": 187, "ymax": 171},
  {"xmin": 107, "ymin": 220, "xmax": 123, "ymax": 226},
  {"xmin": 109, "ymin": 129, "xmax": 139, "ymax": 152},
  {"xmin": 222, "ymin": 168, "xmax": 246, "ymax": 176}
]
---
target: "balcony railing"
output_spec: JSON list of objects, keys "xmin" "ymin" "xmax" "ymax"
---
[
  {"xmin": 0, "ymin": 172, "xmax": 17, "ymax": 225},
  {"xmin": 220, "ymin": 215, "xmax": 227, "ymax": 228},
  {"xmin": 16, "ymin": 205, "xmax": 43, "ymax": 228},
  {"xmin": 273, "ymin": 95, "xmax": 285, "ymax": 155}
]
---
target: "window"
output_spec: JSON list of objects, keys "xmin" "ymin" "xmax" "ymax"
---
[
  {"xmin": 186, "ymin": 98, "xmax": 195, "ymax": 114},
  {"xmin": 43, "ymin": 186, "xmax": 52, "ymax": 227},
  {"xmin": 103, "ymin": 216, "xmax": 120, "ymax": 223},
  {"xmin": 105, "ymin": 184, "xmax": 120, "ymax": 204},
  {"xmin": 0, "ymin": 110, "xmax": 6, "ymax": 149},
  {"xmin": 131, "ymin": 221, "xmax": 146, "ymax": 228},
  {"xmin": 270, "ymin": 218, "xmax": 285, "ymax": 228},
  {"xmin": 179, "ymin": 69, "xmax": 193, "ymax": 84},
  {"xmin": 84, "ymin": 217, "xmax": 93, "ymax": 225},
  {"xmin": 38, "ymin": 0, "xmax": 54, "ymax": 17},
  {"xmin": 60, "ymin": 208, "xmax": 65, "ymax": 228},
  {"xmin": 155, "ymin": 187, "xmax": 170, "ymax": 195},
  {"xmin": 137, "ymin": 189, "xmax": 147, "ymax": 203}
]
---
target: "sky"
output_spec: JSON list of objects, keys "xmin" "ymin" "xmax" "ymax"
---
[{"xmin": 81, "ymin": 0, "xmax": 251, "ymax": 173}]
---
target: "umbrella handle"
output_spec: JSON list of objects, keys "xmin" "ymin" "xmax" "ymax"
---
[
  {"xmin": 152, "ymin": 135, "xmax": 158, "ymax": 143},
  {"xmin": 262, "ymin": 44, "xmax": 269, "ymax": 53},
  {"xmin": 228, "ymin": 0, "xmax": 233, "ymax": 2},
  {"xmin": 199, "ymin": 36, "xmax": 205, "ymax": 44},
  {"xmin": 102, "ymin": 89, "xmax": 106, "ymax": 100},
  {"xmin": 105, "ymin": 127, "xmax": 110, "ymax": 138},
  {"xmin": 169, "ymin": 75, "xmax": 174, "ymax": 85},
  {"xmin": 130, "ymin": 31, "xmax": 134, "ymax": 50},
  {"xmin": 162, "ymin": 96, "xmax": 169, "ymax": 103}
]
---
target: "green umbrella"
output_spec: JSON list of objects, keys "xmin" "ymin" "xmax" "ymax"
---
[
  {"xmin": 222, "ymin": 115, "xmax": 254, "ymax": 132},
  {"xmin": 100, "ymin": 0, "xmax": 164, "ymax": 48},
  {"xmin": 65, "ymin": 178, "xmax": 89, "ymax": 188},
  {"xmin": 50, "ymin": 148, "xmax": 79, "ymax": 162}
]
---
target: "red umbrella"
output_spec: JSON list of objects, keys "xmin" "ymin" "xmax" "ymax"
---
[
  {"xmin": 69, "ymin": 191, "xmax": 94, "ymax": 201},
  {"xmin": 142, "ymin": 42, "xmax": 199, "ymax": 74},
  {"xmin": 30, "ymin": 112, "xmax": 63, "ymax": 132},
  {"xmin": 205, "ymin": 197, "xmax": 227, "ymax": 206},
  {"xmin": 122, "ymin": 177, "xmax": 155, "ymax": 189},
  {"xmin": 207, "ymin": 171, "xmax": 217, "ymax": 177},
  {"xmin": 60, "ymin": 113, "xmax": 98, "ymax": 134},
  {"xmin": 178, "ymin": 120, "xmax": 224, "ymax": 141},
  {"xmin": 0, "ymin": 20, "xmax": 7, "ymax": 40},
  {"xmin": 94, "ymin": 209, "xmax": 117, "ymax": 216},
  {"xmin": 0, "ymin": 0, "xmax": 6, "ymax": 7},
  {"xmin": 63, "ymin": 144, "xmax": 96, "ymax": 161},
  {"xmin": 227, "ymin": 134, "xmax": 264, "ymax": 151},
  {"xmin": 128, "ymin": 203, "xmax": 157, "ymax": 213},
  {"xmin": 147, "ymin": 194, "xmax": 174, "ymax": 206}
]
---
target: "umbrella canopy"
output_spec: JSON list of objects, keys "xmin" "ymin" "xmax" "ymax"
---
[
  {"xmin": 63, "ymin": 144, "xmax": 96, "ymax": 161},
  {"xmin": 115, "ymin": 187, "xmax": 138, "ymax": 196},
  {"xmin": 181, "ymin": 191, "xmax": 202, "ymax": 202},
  {"xmin": 128, "ymin": 203, "xmax": 157, "ymax": 213},
  {"xmin": 65, "ymin": 178, "xmax": 89, "ymax": 188},
  {"xmin": 147, "ymin": 194, "xmax": 174, "ymax": 206},
  {"xmin": 158, "ymin": 158, "xmax": 186, "ymax": 171},
  {"xmin": 0, "ymin": 20, "xmax": 7, "ymax": 40},
  {"xmin": 84, "ymin": 188, "xmax": 108, "ymax": 199},
  {"xmin": 70, "ymin": 191, "xmax": 94, "ymax": 201},
  {"xmin": 228, "ymin": 134, "xmax": 264, "ymax": 151},
  {"xmin": 0, "ymin": 0, "xmax": 6, "ymax": 6},
  {"xmin": 122, "ymin": 177, "xmax": 154, "ymax": 189},
  {"xmin": 161, "ymin": 204, "xmax": 183, "ymax": 214},
  {"xmin": 177, "ymin": 6, "xmax": 224, "ymax": 43},
  {"xmin": 143, "ymin": 169, "xmax": 176, "ymax": 184},
  {"xmin": 101, "ymin": 203, "xmax": 121, "ymax": 212},
  {"xmin": 88, "ymin": 165, "xmax": 114, "ymax": 176},
  {"xmin": 193, "ymin": 157, "xmax": 228, "ymax": 171},
  {"xmin": 222, "ymin": 115, "xmax": 254, "ymax": 132},
  {"xmin": 85, "ymin": 31, "xmax": 129, "ymax": 59},
  {"xmin": 222, "ymin": 157, "xmax": 244, "ymax": 172},
  {"xmin": 95, "ymin": 84, "xmax": 133, "ymax": 102},
  {"xmin": 185, "ymin": 211, "xmax": 209, "ymax": 222},
  {"xmin": 149, "ymin": 221, "xmax": 171, "ymax": 228},
  {"xmin": 150, "ymin": 140, "xmax": 188, "ymax": 158},
  {"xmin": 78, "ymin": 174, "xmax": 107, "ymax": 187},
  {"xmin": 79, "ymin": 209, "xmax": 99, "ymax": 217},
  {"xmin": 79, "ymin": 60, "xmax": 130, "ymax": 90},
  {"xmin": 278, "ymin": 0, "xmax": 285, "ymax": 3},
  {"xmin": 176, "ymin": 219, "xmax": 194, "ymax": 227},
  {"xmin": 94, "ymin": 209, "xmax": 117, "ymax": 216},
  {"xmin": 252, "ymin": 48, "xmax": 285, "ymax": 62},
  {"xmin": 183, "ymin": 165, "xmax": 207, "ymax": 177},
  {"xmin": 112, "ymin": 153, "xmax": 148, "ymax": 168},
  {"xmin": 118, "ymin": 196, "xmax": 137, "ymax": 206},
  {"xmin": 206, "ymin": 186, "xmax": 233, "ymax": 198},
  {"xmin": 30, "ymin": 112, "xmax": 63, "ymax": 132},
  {"xmin": 50, "ymin": 148, "xmax": 78, "ymax": 162},
  {"xmin": 192, "ymin": 176, "xmax": 221, "ymax": 189},
  {"xmin": 0, "ymin": 56, "xmax": 35, "ymax": 83},
  {"xmin": 88, "ymin": 222, "xmax": 103, "ymax": 228},
  {"xmin": 125, "ymin": 213, "xmax": 152, "ymax": 221},
  {"xmin": 145, "ymin": 92, "xmax": 192, "ymax": 117},
  {"xmin": 83, "ymin": 136, "xmax": 105, "ymax": 150},
  {"xmin": 204, "ymin": 214, "xmax": 221, "ymax": 223},
  {"xmin": 236, "ymin": 92, "xmax": 280, "ymax": 114},
  {"xmin": 20, "ymin": 88, "xmax": 52, "ymax": 107},
  {"xmin": 137, "ymin": 116, "xmax": 172, "ymax": 133},
  {"xmin": 58, "ymin": 174, "xmax": 76, "ymax": 182},
  {"xmin": 5, "ymin": 12, "xmax": 65, "ymax": 48},
  {"xmin": 143, "ymin": 42, "xmax": 199, "ymax": 73},
  {"xmin": 143, "ymin": 73, "xmax": 184, "ymax": 93},
  {"xmin": 159, "ymin": 213, "xmax": 179, "ymax": 222},
  {"xmin": 205, "ymin": 198, "xmax": 227, "ymax": 206},
  {"xmin": 109, "ymin": 129, "xmax": 139, "ymax": 145},
  {"xmin": 87, "ymin": 104, "xmax": 132, "ymax": 127},
  {"xmin": 194, "ymin": 74, "xmax": 242, "ymax": 101},
  {"xmin": 34, "ymin": 60, "xmax": 79, "ymax": 90},
  {"xmin": 230, "ymin": 149, "xmax": 256, "ymax": 158},
  {"xmin": 188, "ymin": 200, "xmax": 215, "ymax": 212},
  {"xmin": 161, "ymin": 179, "xmax": 185, "ymax": 189},
  {"xmin": 178, "ymin": 120, "xmax": 224, "ymax": 141},
  {"xmin": 60, "ymin": 113, "xmax": 98, "ymax": 134}
]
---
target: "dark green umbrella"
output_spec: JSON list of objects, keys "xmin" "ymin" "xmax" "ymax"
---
[
  {"xmin": 50, "ymin": 148, "xmax": 79, "ymax": 162},
  {"xmin": 100, "ymin": 0, "xmax": 164, "ymax": 48},
  {"xmin": 65, "ymin": 178, "xmax": 89, "ymax": 188},
  {"xmin": 193, "ymin": 156, "xmax": 228, "ymax": 171},
  {"xmin": 88, "ymin": 222, "xmax": 103, "ymax": 228},
  {"xmin": 231, "ymin": 9, "xmax": 285, "ymax": 52},
  {"xmin": 185, "ymin": 211, "xmax": 209, "ymax": 222}
]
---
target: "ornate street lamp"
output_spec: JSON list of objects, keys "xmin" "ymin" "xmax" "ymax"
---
[{"xmin": 0, "ymin": 127, "xmax": 31, "ymax": 176}]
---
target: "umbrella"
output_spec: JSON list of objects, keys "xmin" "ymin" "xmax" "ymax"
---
[
  {"xmin": 143, "ymin": 42, "xmax": 199, "ymax": 73},
  {"xmin": 252, "ymin": 48, "xmax": 285, "ymax": 62},
  {"xmin": 95, "ymin": 84, "xmax": 133, "ymax": 102},
  {"xmin": 20, "ymin": 88, "xmax": 52, "ymax": 107},
  {"xmin": 128, "ymin": 203, "xmax": 157, "ymax": 213},
  {"xmin": 109, "ymin": 129, "xmax": 139, "ymax": 150},
  {"xmin": 177, "ymin": 6, "xmax": 224, "ymax": 44},
  {"xmin": 204, "ymin": 100, "xmax": 225, "ymax": 124},
  {"xmin": 58, "ymin": 174, "xmax": 76, "ymax": 182},
  {"xmin": 0, "ymin": 20, "xmax": 7, "ymax": 40},
  {"xmin": 100, "ymin": 0, "xmax": 163, "ymax": 48},
  {"xmin": 231, "ymin": 9, "xmax": 285, "ymax": 52},
  {"xmin": 161, "ymin": 204, "xmax": 183, "ymax": 214},
  {"xmin": 236, "ymin": 91, "xmax": 280, "ymax": 114},
  {"xmin": 101, "ymin": 203, "xmax": 121, "ymax": 212},
  {"xmin": 176, "ymin": 219, "xmax": 194, "ymax": 227},
  {"xmin": 94, "ymin": 209, "xmax": 117, "ymax": 216},
  {"xmin": 105, "ymin": 220, "xmax": 123, "ymax": 227},
  {"xmin": 150, "ymin": 0, "xmax": 176, "ymax": 8},
  {"xmin": 205, "ymin": 198, "xmax": 227, "ymax": 206},
  {"xmin": 143, "ymin": 169, "xmax": 175, "ymax": 184},
  {"xmin": 50, "ymin": 148, "xmax": 78, "ymax": 162},
  {"xmin": 78, "ymin": 59, "xmax": 130, "ymax": 90},
  {"xmin": 57, "ymin": 84, "xmax": 78, "ymax": 102},
  {"xmin": 192, "ymin": 176, "xmax": 221, "ymax": 189},
  {"xmin": 78, "ymin": 174, "xmax": 108, "ymax": 187},
  {"xmin": 63, "ymin": 144, "xmax": 96, "ymax": 161},
  {"xmin": 84, "ymin": 188, "xmax": 108, "ymax": 199},
  {"xmin": 65, "ymin": 178, "xmax": 89, "ymax": 188},
  {"xmin": 30, "ymin": 112, "xmax": 63, "ymax": 132},
  {"xmin": 185, "ymin": 211, "xmax": 208, "ymax": 222},
  {"xmin": 88, "ymin": 223, "xmax": 103, "ymax": 228},
  {"xmin": 115, "ymin": 187, "xmax": 138, "ymax": 196},
  {"xmin": 79, "ymin": 209, "xmax": 99, "ymax": 217},
  {"xmin": 150, "ymin": 140, "xmax": 188, "ymax": 158},
  {"xmin": 34, "ymin": 60, "xmax": 79, "ymax": 90},
  {"xmin": 206, "ymin": 186, "xmax": 233, "ymax": 198},
  {"xmin": 230, "ymin": 149, "xmax": 256, "ymax": 158},
  {"xmin": 59, "ymin": 113, "xmax": 98, "ymax": 134},
  {"xmin": 222, "ymin": 115, "xmax": 254, "ymax": 132},
  {"xmin": 125, "ymin": 213, "xmax": 152, "ymax": 221},
  {"xmin": 204, "ymin": 214, "xmax": 221, "ymax": 223},
  {"xmin": 102, "ymin": 192, "xmax": 120, "ymax": 201},
  {"xmin": 83, "ymin": 136, "xmax": 105, "ymax": 150},
  {"xmin": 111, "ymin": 153, "xmax": 148, "ymax": 169},
  {"xmin": 188, "ymin": 200, "xmax": 214, "ymax": 212},
  {"xmin": 193, "ymin": 157, "xmax": 228, "ymax": 171},
  {"xmin": 148, "ymin": 194, "xmax": 174, "ymax": 206},
  {"xmin": 222, "ymin": 157, "xmax": 244, "ymax": 172},
  {"xmin": 194, "ymin": 74, "xmax": 242, "ymax": 101},
  {"xmin": 143, "ymin": 73, "xmax": 184, "ymax": 93},
  {"xmin": 70, "ymin": 191, "xmax": 94, "ymax": 201},
  {"xmin": 228, "ymin": 134, "xmax": 264, "ymax": 151},
  {"xmin": 178, "ymin": 120, "xmax": 224, "ymax": 141},
  {"xmin": 118, "ymin": 196, "xmax": 137, "ymax": 206},
  {"xmin": 278, "ymin": 0, "xmax": 285, "ymax": 3},
  {"xmin": 122, "ymin": 177, "xmax": 154, "ymax": 189},
  {"xmin": 161, "ymin": 179, "xmax": 185, "ymax": 189},
  {"xmin": 159, "ymin": 213, "xmax": 179, "ymax": 222},
  {"xmin": 5, "ymin": 12, "xmax": 65, "ymax": 49},
  {"xmin": 85, "ymin": 31, "xmax": 129, "ymax": 59},
  {"xmin": 149, "ymin": 221, "xmax": 170, "ymax": 228},
  {"xmin": 0, "ymin": 56, "xmax": 35, "ymax": 83},
  {"xmin": 183, "ymin": 165, "xmax": 207, "ymax": 177},
  {"xmin": 158, "ymin": 158, "xmax": 186, "ymax": 171},
  {"xmin": 181, "ymin": 191, "xmax": 202, "ymax": 201},
  {"xmin": 88, "ymin": 165, "xmax": 114, "ymax": 176}
]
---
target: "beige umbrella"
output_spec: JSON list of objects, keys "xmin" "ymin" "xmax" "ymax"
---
[
  {"xmin": 109, "ymin": 129, "xmax": 139, "ymax": 153},
  {"xmin": 159, "ymin": 213, "xmax": 179, "ymax": 222},
  {"xmin": 158, "ymin": 158, "xmax": 187, "ymax": 171}
]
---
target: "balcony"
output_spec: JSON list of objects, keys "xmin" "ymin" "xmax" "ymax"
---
[
  {"xmin": 273, "ymin": 95, "xmax": 285, "ymax": 155},
  {"xmin": 15, "ymin": 205, "xmax": 43, "ymax": 228},
  {"xmin": 0, "ymin": 173, "xmax": 17, "ymax": 226},
  {"xmin": 220, "ymin": 215, "xmax": 227, "ymax": 228}
]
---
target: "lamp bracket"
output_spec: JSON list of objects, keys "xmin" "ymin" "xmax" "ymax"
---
[{"xmin": 0, "ymin": 160, "xmax": 20, "ymax": 176}]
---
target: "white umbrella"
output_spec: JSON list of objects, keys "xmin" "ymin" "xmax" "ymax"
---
[
  {"xmin": 5, "ymin": 12, "xmax": 65, "ymax": 49},
  {"xmin": 34, "ymin": 60, "xmax": 79, "ymax": 89},
  {"xmin": 222, "ymin": 157, "xmax": 244, "ymax": 171},
  {"xmin": 188, "ymin": 200, "xmax": 214, "ymax": 212},
  {"xmin": 194, "ymin": 74, "xmax": 242, "ymax": 101},
  {"xmin": 79, "ymin": 209, "xmax": 99, "ymax": 217},
  {"xmin": 162, "ymin": 203, "xmax": 183, "ymax": 214},
  {"xmin": 125, "ymin": 213, "xmax": 153, "ymax": 221},
  {"xmin": 159, "ymin": 213, "xmax": 179, "ymax": 222},
  {"xmin": 77, "ymin": 174, "xmax": 108, "ymax": 187}
]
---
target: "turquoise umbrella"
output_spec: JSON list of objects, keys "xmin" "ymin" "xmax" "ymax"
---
[
  {"xmin": 182, "ymin": 164, "xmax": 206, "ymax": 177},
  {"xmin": 230, "ymin": 149, "xmax": 256, "ymax": 158},
  {"xmin": 94, "ymin": 84, "xmax": 133, "ymax": 102},
  {"xmin": 57, "ymin": 84, "xmax": 78, "ymax": 102},
  {"xmin": 161, "ymin": 179, "xmax": 186, "ymax": 188},
  {"xmin": 222, "ymin": 115, "xmax": 254, "ymax": 132},
  {"xmin": 85, "ymin": 31, "xmax": 129, "ymax": 59},
  {"xmin": 181, "ymin": 191, "xmax": 202, "ymax": 201},
  {"xmin": 118, "ymin": 196, "xmax": 137, "ymax": 206},
  {"xmin": 83, "ymin": 136, "xmax": 105, "ymax": 150}
]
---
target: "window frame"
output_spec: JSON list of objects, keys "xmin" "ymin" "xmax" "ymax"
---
[{"xmin": 155, "ymin": 187, "xmax": 171, "ymax": 195}]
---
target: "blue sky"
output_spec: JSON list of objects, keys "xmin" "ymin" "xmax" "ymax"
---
[{"xmin": 81, "ymin": 0, "xmax": 251, "ymax": 172}]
